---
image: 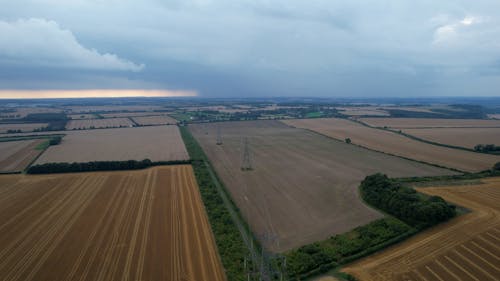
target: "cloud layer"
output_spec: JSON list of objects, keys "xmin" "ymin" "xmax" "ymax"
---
[
  {"xmin": 0, "ymin": 18, "xmax": 143, "ymax": 71},
  {"xmin": 1, "ymin": 1, "xmax": 500, "ymax": 97}
]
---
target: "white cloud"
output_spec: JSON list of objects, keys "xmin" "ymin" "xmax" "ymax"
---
[
  {"xmin": 0, "ymin": 18, "xmax": 144, "ymax": 71},
  {"xmin": 433, "ymin": 15, "xmax": 482, "ymax": 45}
]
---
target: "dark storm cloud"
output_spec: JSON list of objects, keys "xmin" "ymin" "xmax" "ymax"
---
[{"xmin": 1, "ymin": 0, "xmax": 500, "ymax": 97}]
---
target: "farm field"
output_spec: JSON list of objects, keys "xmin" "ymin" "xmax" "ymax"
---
[
  {"xmin": 403, "ymin": 127, "xmax": 500, "ymax": 149},
  {"xmin": 36, "ymin": 126, "xmax": 188, "ymax": 164},
  {"xmin": 0, "ymin": 165, "xmax": 226, "ymax": 281},
  {"xmin": 66, "ymin": 105, "xmax": 165, "ymax": 113},
  {"xmin": 360, "ymin": 118, "xmax": 500, "ymax": 128},
  {"xmin": 189, "ymin": 121, "xmax": 455, "ymax": 252},
  {"xmin": 100, "ymin": 112, "xmax": 170, "ymax": 118},
  {"xmin": 0, "ymin": 139, "xmax": 46, "ymax": 173},
  {"xmin": 66, "ymin": 118, "xmax": 134, "ymax": 130},
  {"xmin": 284, "ymin": 118, "xmax": 500, "ymax": 172},
  {"xmin": 336, "ymin": 107, "xmax": 390, "ymax": 116},
  {"xmin": 343, "ymin": 177, "xmax": 500, "ymax": 281},
  {"xmin": 0, "ymin": 123, "xmax": 48, "ymax": 133},
  {"xmin": 0, "ymin": 107, "xmax": 62, "ymax": 120},
  {"xmin": 131, "ymin": 115, "xmax": 178, "ymax": 125}
]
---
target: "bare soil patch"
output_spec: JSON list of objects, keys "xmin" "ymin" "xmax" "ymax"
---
[
  {"xmin": 0, "ymin": 165, "xmax": 226, "ymax": 281},
  {"xmin": 189, "ymin": 121, "xmax": 454, "ymax": 252},
  {"xmin": 284, "ymin": 118, "xmax": 500, "ymax": 172},
  {"xmin": 343, "ymin": 177, "xmax": 500, "ymax": 281},
  {"xmin": 36, "ymin": 126, "xmax": 188, "ymax": 164},
  {"xmin": 403, "ymin": 127, "xmax": 500, "ymax": 149},
  {"xmin": 0, "ymin": 139, "xmax": 46, "ymax": 172}
]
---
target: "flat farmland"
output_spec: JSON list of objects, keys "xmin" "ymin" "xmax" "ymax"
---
[
  {"xmin": 132, "ymin": 115, "xmax": 178, "ymax": 125},
  {"xmin": 0, "ymin": 123, "xmax": 48, "ymax": 133},
  {"xmin": 65, "ymin": 105, "xmax": 165, "ymax": 113},
  {"xmin": 189, "ymin": 121, "xmax": 454, "ymax": 252},
  {"xmin": 0, "ymin": 139, "xmax": 46, "ymax": 173},
  {"xmin": 360, "ymin": 118, "xmax": 500, "ymax": 128},
  {"xmin": 284, "ymin": 118, "xmax": 500, "ymax": 172},
  {"xmin": 36, "ymin": 126, "xmax": 188, "ymax": 164},
  {"xmin": 0, "ymin": 165, "xmax": 226, "ymax": 281},
  {"xmin": 100, "ymin": 112, "xmax": 170, "ymax": 118},
  {"xmin": 404, "ymin": 127, "xmax": 500, "ymax": 148},
  {"xmin": 66, "ymin": 118, "xmax": 134, "ymax": 130},
  {"xmin": 343, "ymin": 177, "xmax": 500, "ymax": 281}
]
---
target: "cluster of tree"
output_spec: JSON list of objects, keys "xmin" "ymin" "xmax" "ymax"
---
[
  {"xmin": 26, "ymin": 113, "xmax": 69, "ymax": 131},
  {"xmin": 360, "ymin": 174, "xmax": 456, "ymax": 229},
  {"xmin": 27, "ymin": 159, "xmax": 190, "ymax": 174},
  {"xmin": 6, "ymin": 129, "xmax": 22, "ymax": 133},
  {"xmin": 179, "ymin": 126, "xmax": 249, "ymax": 281},
  {"xmin": 494, "ymin": 162, "xmax": 500, "ymax": 171},
  {"xmin": 49, "ymin": 136, "xmax": 62, "ymax": 145},
  {"xmin": 474, "ymin": 144, "xmax": 500, "ymax": 153},
  {"xmin": 286, "ymin": 217, "xmax": 413, "ymax": 279}
]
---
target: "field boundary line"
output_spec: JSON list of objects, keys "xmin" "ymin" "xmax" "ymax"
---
[{"xmin": 284, "ymin": 123, "xmax": 465, "ymax": 174}]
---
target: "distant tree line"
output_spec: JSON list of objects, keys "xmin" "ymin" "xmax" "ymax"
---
[
  {"xmin": 27, "ymin": 113, "xmax": 69, "ymax": 131},
  {"xmin": 27, "ymin": 159, "xmax": 190, "ymax": 174},
  {"xmin": 360, "ymin": 173, "xmax": 456, "ymax": 229},
  {"xmin": 474, "ymin": 144, "xmax": 500, "ymax": 153}
]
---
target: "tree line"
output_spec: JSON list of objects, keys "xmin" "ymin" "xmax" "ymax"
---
[{"xmin": 27, "ymin": 159, "xmax": 190, "ymax": 174}]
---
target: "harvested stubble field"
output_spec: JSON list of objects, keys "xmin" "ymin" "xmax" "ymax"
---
[
  {"xmin": 0, "ymin": 165, "xmax": 226, "ymax": 281},
  {"xmin": 403, "ymin": 127, "xmax": 500, "ymax": 149},
  {"xmin": 343, "ymin": 177, "xmax": 500, "ymax": 281},
  {"xmin": 284, "ymin": 118, "xmax": 500, "ymax": 172},
  {"xmin": 0, "ymin": 139, "xmax": 46, "ymax": 173},
  {"xmin": 0, "ymin": 123, "xmax": 48, "ymax": 133},
  {"xmin": 360, "ymin": 118, "xmax": 500, "ymax": 128},
  {"xmin": 189, "ymin": 121, "xmax": 455, "ymax": 252},
  {"xmin": 131, "ymin": 115, "xmax": 178, "ymax": 125},
  {"xmin": 66, "ymin": 118, "xmax": 134, "ymax": 130},
  {"xmin": 36, "ymin": 126, "xmax": 188, "ymax": 164}
]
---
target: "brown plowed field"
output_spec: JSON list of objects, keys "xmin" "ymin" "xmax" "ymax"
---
[
  {"xmin": 359, "ymin": 118, "xmax": 500, "ymax": 129},
  {"xmin": 0, "ymin": 165, "xmax": 226, "ymax": 281},
  {"xmin": 284, "ymin": 118, "xmax": 500, "ymax": 172},
  {"xmin": 35, "ymin": 126, "xmax": 188, "ymax": 164},
  {"xmin": 343, "ymin": 177, "xmax": 500, "ymax": 281},
  {"xmin": 189, "ymin": 121, "xmax": 455, "ymax": 252},
  {"xmin": 403, "ymin": 127, "xmax": 500, "ymax": 148},
  {"xmin": 0, "ymin": 139, "xmax": 46, "ymax": 172}
]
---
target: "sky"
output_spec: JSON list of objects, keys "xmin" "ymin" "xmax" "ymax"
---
[{"xmin": 1, "ymin": 0, "xmax": 500, "ymax": 98}]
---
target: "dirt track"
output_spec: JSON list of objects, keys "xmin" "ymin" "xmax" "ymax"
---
[
  {"xmin": 189, "ymin": 121, "xmax": 454, "ymax": 252},
  {"xmin": 0, "ymin": 165, "xmax": 226, "ymax": 281},
  {"xmin": 343, "ymin": 177, "xmax": 500, "ymax": 281}
]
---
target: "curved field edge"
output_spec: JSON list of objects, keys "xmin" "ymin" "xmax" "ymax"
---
[
  {"xmin": 342, "ymin": 177, "xmax": 500, "ymax": 281},
  {"xmin": 283, "ymin": 171, "xmax": 488, "ymax": 280},
  {"xmin": 179, "ymin": 125, "xmax": 257, "ymax": 281}
]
